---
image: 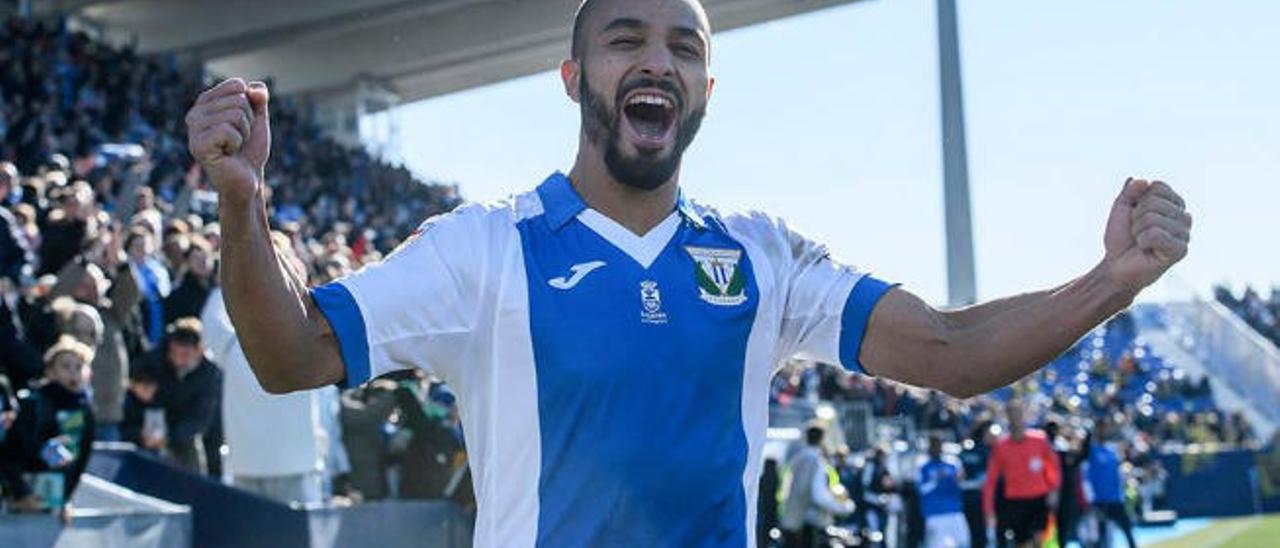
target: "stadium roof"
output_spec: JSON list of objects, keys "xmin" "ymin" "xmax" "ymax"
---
[{"xmin": 40, "ymin": 0, "xmax": 864, "ymax": 103}]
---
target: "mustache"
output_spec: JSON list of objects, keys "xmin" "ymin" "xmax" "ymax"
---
[{"xmin": 616, "ymin": 77, "xmax": 684, "ymax": 112}]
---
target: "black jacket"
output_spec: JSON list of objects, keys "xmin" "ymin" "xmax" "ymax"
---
[
  {"xmin": 162, "ymin": 272, "xmax": 213, "ymax": 325},
  {"xmin": 0, "ymin": 381, "xmax": 96, "ymax": 501},
  {"xmin": 134, "ymin": 349, "xmax": 221, "ymax": 444}
]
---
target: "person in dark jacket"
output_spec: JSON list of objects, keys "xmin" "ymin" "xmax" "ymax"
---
[
  {"xmin": 0, "ymin": 336, "xmax": 96, "ymax": 518},
  {"xmin": 389, "ymin": 370, "xmax": 463, "ymax": 500},
  {"xmin": 0, "ymin": 162, "xmax": 34, "ymax": 285},
  {"xmin": 130, "ymin": 317, "xmax": 221, "ymax": 475},
  {"xmin": 757, "ymin": 458, "xmax": 781, "ymax": 548},
  {"xmin": 37, "ymin": 183, "xmax": 95, "ymax": 277},
  {"xmin": 162, "ymin": 235, "xmax": 215, "ymax": 324},
  {"xmin": 960, "ymin": 420, "xmax": 997, "ymax": 548}
]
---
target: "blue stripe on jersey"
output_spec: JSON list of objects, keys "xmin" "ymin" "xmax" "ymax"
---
[
  {"xmin": 520, "ymin": 174, "xmax": 755, "ymax": 547},
  {"xmin": 838, "ymin": 275, "xmax": 895, "ymax": 375},
  {"xmin": 310, "ymin": 283, "xmax": 370, "ymax": 389}
]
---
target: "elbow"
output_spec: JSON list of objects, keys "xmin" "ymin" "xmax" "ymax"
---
[
  {"xmin": 914, "ymin": 329, "xmax": 983, "ymax": 399},
  {"xmin": 935, "ymin": 362, "xmax": 990, "ymax": 400},
  {"xmin": 940, "ymin": 384, "xmax": 983, "ymax": 401},
  {"xmin": 258, "ymin": 377, "xmax": 298, "ymax": 395},
  {"xmin": 250, "ymin": 357, "xmax": 306, "ymax": 395}
]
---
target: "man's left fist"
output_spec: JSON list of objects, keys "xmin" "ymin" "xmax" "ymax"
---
[{"xmin": 1101, "ymin": 178, "xmax": 1192, "ymax": 293}]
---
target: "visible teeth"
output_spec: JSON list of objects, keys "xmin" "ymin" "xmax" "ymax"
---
[{"xmin": 627, "ymin": 94, "xmax": 673, "ymax": 109}]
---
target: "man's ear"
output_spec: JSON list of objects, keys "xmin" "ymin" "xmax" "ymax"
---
[
  {"xmin": 561, "ymin": 59, "xmax": 582, "ymax": 104},
  {"xmin": 705, "ymin": 74, "xmax": 716, "ymax": 110}
]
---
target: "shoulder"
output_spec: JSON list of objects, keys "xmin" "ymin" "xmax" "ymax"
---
[
  {"xmin": 687, "ymin": 201, "xmax": 832, "ymax": 265},
  {"xmin": 689, "ymin": 201, "xmax": 795, "ymax": 245},
  {"xmin": 1024, "ymin": 429, "xmax": 1051, "ymax": 444},
  {"xmin": 410, "ymin": 194, "xmax": 528, "ymax": 238},
  {"xmin": 379, "ymin": 193, "xmax": 531, "ymax": 263}
]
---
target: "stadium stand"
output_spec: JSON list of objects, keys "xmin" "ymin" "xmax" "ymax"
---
[
  {"xmin": 0, "ymin": 13, "xmax": 468, "ymax": 538},
  {"xmin": 1215, "ymin": 285, "xmax": 1280, "ymax": 349},
  {"xmin": 765, "ymin": 308, "xmax": 1275, "ymax": 546}
]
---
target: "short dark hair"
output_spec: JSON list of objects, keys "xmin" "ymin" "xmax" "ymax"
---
[
  {"xmin": 805, "ymin": 425, "xmax": 824, "ymax": 446},
  {"xmin": 570, "ymin": 0, "xmax": 710, "ymax": 61},
  {"xmin": 166, "ymin": 317, "xmax": 203, "ymax": 347},
  {"xmin": 570, "ymin": 0, "xmax": 600, "ymax": 60}
]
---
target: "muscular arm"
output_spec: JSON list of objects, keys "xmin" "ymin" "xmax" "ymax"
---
[
  {"xmin": 861, "ymin": 264, "xmax": 1133, "ymax": 398},
  {"xmin": 860, "ymin": 178, "xmax": 1191, "ymax": 399},
  {"xmin": 936, "ymin": 282, "xmax": 1065, "ymax": 330},
  {"xmin": 188, "ymin": 78, "xmax": 343, "ymax": 394},
  {"xmin": 218, "ymin": 188, "xmax": 343, "ymax": 393}
]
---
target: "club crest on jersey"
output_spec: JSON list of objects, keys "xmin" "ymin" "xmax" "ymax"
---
[
  {"xmin": 685, "ymin": 246, "xmax": 747, "ymax": 306},
  {"xmin": 639, "ymin": 280, "xmax": 668, "ymax": 324}
]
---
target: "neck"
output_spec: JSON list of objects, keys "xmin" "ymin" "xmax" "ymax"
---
[{"xmin": 568, "ymin": 137, "xmax": 679, "ymax": 236}]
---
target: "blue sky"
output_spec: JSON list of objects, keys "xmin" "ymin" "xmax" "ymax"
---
[{"xmin": 395, "ymin": 0, "xmax": 1278, "ymax": 305}]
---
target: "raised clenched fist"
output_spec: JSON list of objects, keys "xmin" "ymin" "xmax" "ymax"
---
[
  {"xmin": 1101, "ymin": 178, "xmax": 1193, "ymax": 293},
  {"xmin": 185, "ymin": 78, "xmax": 271, "ymax": 203}
]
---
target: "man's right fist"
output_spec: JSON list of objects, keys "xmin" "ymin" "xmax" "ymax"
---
[{"xmin": 185, "ymin": 78, "xmax": 271, "ymax": 202}]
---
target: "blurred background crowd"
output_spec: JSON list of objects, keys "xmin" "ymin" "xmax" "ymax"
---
[{"xmin": 0, "ymin": 15, "xmax": 467, "ymax": 515}]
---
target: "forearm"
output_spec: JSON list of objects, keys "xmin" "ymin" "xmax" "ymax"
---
[
  {"xmin": 218, "ymin": 188, "xmax": 341, "ymax": 393},
  {"xmin": 941, "ymin": 263, "xmax": 1135, "ymax": 397},
  {"xmin": 939, "ymin": 282, "xmax": 1067, "ymax": 331}
]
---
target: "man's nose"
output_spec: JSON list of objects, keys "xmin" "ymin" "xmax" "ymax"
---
[{"xmin": 636, "ymin": 43, "xmax": 675, "ymax": 79}]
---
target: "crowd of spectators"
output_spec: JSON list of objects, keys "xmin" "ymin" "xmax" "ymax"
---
[
  {"xmin": 763, "ymin": 311, "xmax": 1262, "ymax": 547},
  {"xmin": 771, "ymin": 312, "xmax": 1258, "ymax": 455},
  {"xmin": 1216, "ymin": 284, "xmax": 1280, "ymax": 349},
  {"xmin": 0, "ymin": 15, "xmax": 464, "ymax": 515}
]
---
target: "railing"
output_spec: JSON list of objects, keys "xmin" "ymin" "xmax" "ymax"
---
[{"xmin": 1156, "ymin": 299, "xmax": 1280, "ymax": 427}]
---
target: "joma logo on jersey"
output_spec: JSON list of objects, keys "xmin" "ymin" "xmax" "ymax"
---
[{"xmin": 685, "ymin": 246, "xmax": 747, "ymax": 306}]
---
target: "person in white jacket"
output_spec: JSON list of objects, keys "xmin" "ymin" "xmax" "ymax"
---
[
  {"xmin": 202, "ymin": 285, "xmax": 326, "ymax": 504},
  {"xmin": 781, "ymin": 425, "xmax": 854, "ymax": 547}
]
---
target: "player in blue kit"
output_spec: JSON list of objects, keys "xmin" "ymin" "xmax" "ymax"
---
[
  {"xmin": 919, "ymin": 435, "xmax": 970, "ymax": 548},
  {"xmin": 184, "ymin": 0, "xmax": 1193, "ymax": 545}
]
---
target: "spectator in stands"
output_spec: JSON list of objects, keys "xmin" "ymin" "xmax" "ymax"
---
[
  {"xmin": 781, "ymin": 425, "xmax": 853, "ymax": 548},
  {"xmin": 919, "ymin": 434, "xmax": 970, "ymax": 548},
  {"xmin": 124, "ymin": 227, "xmax": 169, "ymax": 348},
  {"xmin": 0, "ymin": 336, "xmax": 95, "ymax": 518},
  {"xmin": 757, "ymin": 457, "xmax": 780, "ymax": 548},
  {"xmin": 163, "ymin": 233, "xmax": 214, "ymax": 324},
  {"xmin": 387, "ymin": 369, "xmax": 465, "ymax": 500},
  {"xmin": 340, "ymin": 379, "xmax": 400, "ymax": 501},
  {"xmin": 983, "ymin": 401, "xmax": 1060, "ymax": 548},
  {"xmin": 39, "ymin": 180, "xmax": 98, "ymax": 278},
  {"xmin": 201, "ymin": 235, "xmax": 326, "ymax": 505},
  {"xmin": 0, "ymin": 161, "xmax": 33, "ymax": 286},
  {"xmin": 131, "ymin": 317, "xmax": 220, "ymax": 474},
  {"xmin": 1082, "ymin": 422, "xmax": 1137, "ymax": 548},
  {"xmin": 50, "ymin": 257, "xmax": 138, "ymax": 441},
  {"xmin": 0, "ymin": 368, "xmax": 16, "ymax": 448}
]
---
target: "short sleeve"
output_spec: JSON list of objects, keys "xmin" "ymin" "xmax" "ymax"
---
[
  {"xmin": 776, "ymin": 218, "xmax": 896, "ymax": 375},
  {"xmin": 310, "ymin": 204, "xmax": 491, "ymax": 388}
]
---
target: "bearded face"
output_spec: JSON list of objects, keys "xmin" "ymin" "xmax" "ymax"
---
[
  {"xmin": 580, "ymin": 67, "xmax": 706, "ymax": 191},
  {"xmin": 570, "ymin": 0, "xmax": 713, "ymax": 191}
]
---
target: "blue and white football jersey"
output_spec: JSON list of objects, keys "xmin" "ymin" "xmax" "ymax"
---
[{"xmin": 311, "ymin": 172, "xmax": 894, "ymax": 547}]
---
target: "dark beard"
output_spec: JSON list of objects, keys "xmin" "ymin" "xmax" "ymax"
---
[{"xmin": 579, "ymin": 69, "xmax": 705, "ymax": 191}]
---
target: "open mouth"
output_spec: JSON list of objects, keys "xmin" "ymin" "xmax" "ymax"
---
[{"xmin": 621, "ymin": 91, "xmax": 677, "ymax": 149}]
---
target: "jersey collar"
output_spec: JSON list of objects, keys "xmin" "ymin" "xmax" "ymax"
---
[{"xmin": 537, "ymin": 172, "xmax": 706, "ymax": 232}]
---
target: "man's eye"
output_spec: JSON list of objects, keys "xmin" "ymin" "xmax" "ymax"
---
[
  {"xmin": 673, "ymin": 44, "xmax": 700, "ymax": 58},
  {"xmin": 611, "ymin": 38, "xmax": 641, "ymax": 48}
]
